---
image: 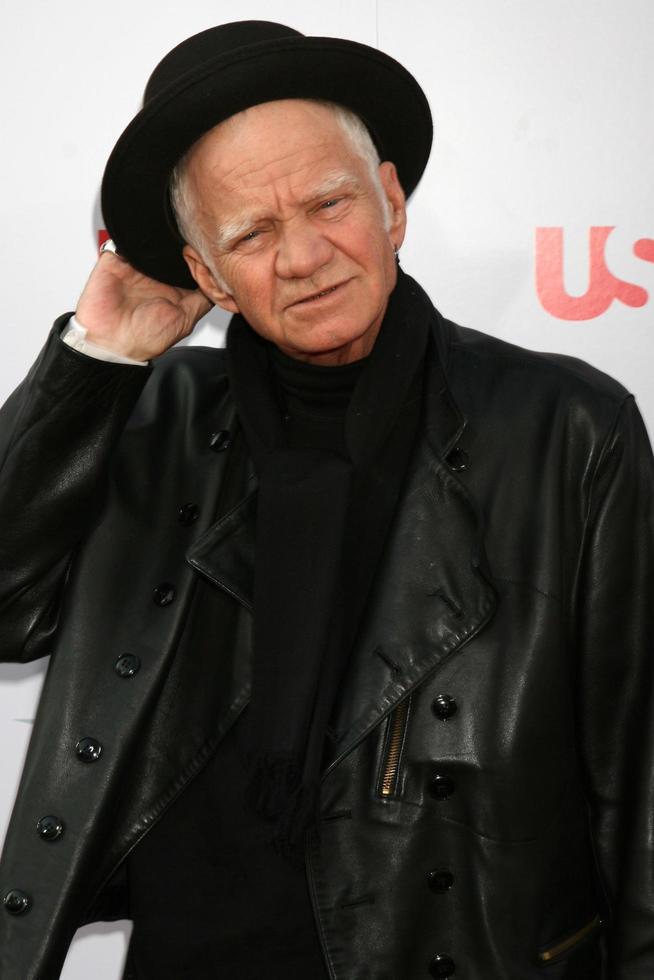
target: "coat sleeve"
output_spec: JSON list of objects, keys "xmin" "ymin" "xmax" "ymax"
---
[
  {"xmin": 0, "ymin": 316, "xmax": 151, "ymax": 663},
  {"xmin": 574, "ymin": 393, "xmax": 654, "ymax": 975}
]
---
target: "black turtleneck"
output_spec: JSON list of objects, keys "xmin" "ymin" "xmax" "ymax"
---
[
  {"xmin": 125, "ymin": 351, "xmax": 365, "ymax": 980},
  {"xmin": 270, "ymin": 344, "xmax": 367, "ymax": 455}
]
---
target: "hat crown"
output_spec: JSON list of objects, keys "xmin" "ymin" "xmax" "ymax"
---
[{"xmin": 145, "ymin": 21, "xmax": 303, "ymax": 103}]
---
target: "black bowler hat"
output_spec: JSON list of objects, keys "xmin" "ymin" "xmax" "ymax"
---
[{"xmin": 101, "ymin": 20, "xmax": 433, "ymax": 288}]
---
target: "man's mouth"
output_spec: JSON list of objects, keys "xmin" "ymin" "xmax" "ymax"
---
[{"xmin": 290, "ymin": 280, "xmax": 349, "ymax": 306}]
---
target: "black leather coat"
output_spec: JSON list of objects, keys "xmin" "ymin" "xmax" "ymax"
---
[{"xmin": 1, "ymin": 280, "xmax": 653, "ymax": 979}]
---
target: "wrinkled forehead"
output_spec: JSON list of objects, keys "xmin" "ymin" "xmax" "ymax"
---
[{"xmin": 184, "ymin": 99, "xmax": 366, "ymax": 196}]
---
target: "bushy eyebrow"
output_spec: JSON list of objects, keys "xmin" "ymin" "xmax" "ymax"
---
[
  {"xmin": 303, "ymin": 171, "xmax": 362, "ymax": 205},
  {"xmin": 214, "ymin": 171, "xmax": 362, "ymax": 250}
]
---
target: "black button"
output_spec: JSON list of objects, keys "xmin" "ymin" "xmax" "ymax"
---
[
  {"xmin": 178, "ymin": 502, "xmax": 200, "ymax": 526},
  {"xmin": 445, "ymin": 446, "xmax": 468, "ymax": 472},
  {"xmin": 37, "ymin": 815, "xmax": 64, "ymax": 842},
  {"xmin": 209, "ymin": 430, "xmax": 231, "ymax": 452},
  {"xmin": 429, "ymin": 953, "xmax": 456, "ymax": 978},
  {"xmin": 429, "ymin": 774, "xmax": 455, "ymax": 800},
  {"xmin": 153, "ymin": 583, "xmax": 175, "ymax": 607},
  {"xmin": 432, "ymin": 694, "xmax": 458, "ymax": 721},
  {"xmin": 427, "ymin": 869, "xmax": 454, "ymax": 893},
  {"xmin": 3, "ymin": 889, "xmax": 31, "ymax": 915},
  {"xmin": 114, "ymin": 654, "xmax": 141, "ymax": 678},
  {"xmin": 76, "ymin": 737, "xmax": 103, "ymax": 763}
]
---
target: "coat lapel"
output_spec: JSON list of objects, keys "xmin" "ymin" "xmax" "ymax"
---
[
  {"xmin": 323, "ymin": 340, "xmax": 498, "ymax": 771},
  {"xmin": 323, "ymin": 430, "xmax": 497, "ymax": 774},
  {"xmin": 186, "ymin": 480, "xmax": 256, "ymax": 609}
]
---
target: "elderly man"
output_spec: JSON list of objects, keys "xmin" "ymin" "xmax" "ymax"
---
[{"xmin": 1, "ymin": 20, "xmax": 653, "ymax": 980}]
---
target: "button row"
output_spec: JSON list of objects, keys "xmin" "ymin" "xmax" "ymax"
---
[
  {"xmin": 2, "ymin": 432, "xmax": 236, "ymax": 919},
  {"xmin": 429, "ymin": 692, "xmax": 458, "ymax": 803},
  {"xmin": 427, "ymin": 691, "xmax": 458, "ymax": 973}
]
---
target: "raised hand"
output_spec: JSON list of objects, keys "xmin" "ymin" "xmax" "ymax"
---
[{"xmin": 76, "ymin": 246, "xmax": 213, "ymax": 361}]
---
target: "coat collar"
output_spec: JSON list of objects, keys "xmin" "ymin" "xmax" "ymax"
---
[
  {"xmin": 186, "ymin": 292, "xmax": 497, "ymax": 770},
  {"xmin": 186, "ymin": 292, "xmax": 466, "ymax": 605}
]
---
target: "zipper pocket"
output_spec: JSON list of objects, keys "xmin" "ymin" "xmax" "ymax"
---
[
  {"xmin": 377, "ymin": 695, "xmax": 412, "ymax": 798},
  {"xmin": 538, "ymin": 914, "xmax": 602, "ymax": 963}
]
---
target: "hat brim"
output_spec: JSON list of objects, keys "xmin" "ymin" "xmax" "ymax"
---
[{"xmin": 101, "ymin": 36, "xmax": 433, "ymax": 288}]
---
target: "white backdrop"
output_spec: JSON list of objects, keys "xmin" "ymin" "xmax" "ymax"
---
[{"xmin": 1, "ymin": 2, "xmax": 652, "ymax": 975}]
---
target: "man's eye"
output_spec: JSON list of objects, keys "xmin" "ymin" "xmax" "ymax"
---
[
  {"xmin": 319, "ymin": 198, "xmax": 342, "ymax": 210},
  {"xmin": 240, "ymin": 230, "xmax": 260, "ymax": 243}
]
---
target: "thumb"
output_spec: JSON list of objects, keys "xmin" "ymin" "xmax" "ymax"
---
[{"xmin": 182, "ymin": 289, "xmax": 214, "ymax": 328}]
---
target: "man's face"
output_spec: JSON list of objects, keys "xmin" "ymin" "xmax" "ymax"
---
[{"xmin": 182, "ymin": 99, "xmax": 406, "ymax": 365}]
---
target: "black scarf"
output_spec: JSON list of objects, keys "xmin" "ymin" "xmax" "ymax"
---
[{"xmin": 225, "ymin": 270, "xmax": 431, "ymax": 861}]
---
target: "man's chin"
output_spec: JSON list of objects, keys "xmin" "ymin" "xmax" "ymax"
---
[{"xmin": 280, "ymin": 328, "xmax": 376, "ymax": 365}]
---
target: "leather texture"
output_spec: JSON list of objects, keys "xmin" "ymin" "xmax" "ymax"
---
[{"xmin": 0, "ymin": 287, "xmax": 653, "ymax": 979}]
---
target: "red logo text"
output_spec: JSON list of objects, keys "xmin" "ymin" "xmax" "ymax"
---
[{"xmin": 535, "ymin": 227, "xmax": 654, "ymax": 320}]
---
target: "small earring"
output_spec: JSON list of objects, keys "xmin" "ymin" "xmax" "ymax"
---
[{"xmin": 393, "ymin": 243, "xmax": 400, "ymax": 264}]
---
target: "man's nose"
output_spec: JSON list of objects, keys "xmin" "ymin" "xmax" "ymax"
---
[{"xmin": 275, "ymin": 220, "xmax": 334, "ymax": 280}]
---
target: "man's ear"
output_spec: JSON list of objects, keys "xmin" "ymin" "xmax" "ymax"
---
[
  {"xmin": 378, "ymin": 161, "xmax": 407, "ymax": 250},
  {"xmin": 182, "ymin": 245, "xmax": 240, "ymax": 314}
]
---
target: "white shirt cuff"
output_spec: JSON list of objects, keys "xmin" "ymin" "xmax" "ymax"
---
[{"xmin": 61, "ymin": 316, "xmax": 149, "ymax": 366}]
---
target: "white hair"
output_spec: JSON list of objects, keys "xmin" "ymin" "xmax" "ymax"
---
[{"xmin": 168, "ymin": 99, "xmax": 392, "ymax": 283}]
